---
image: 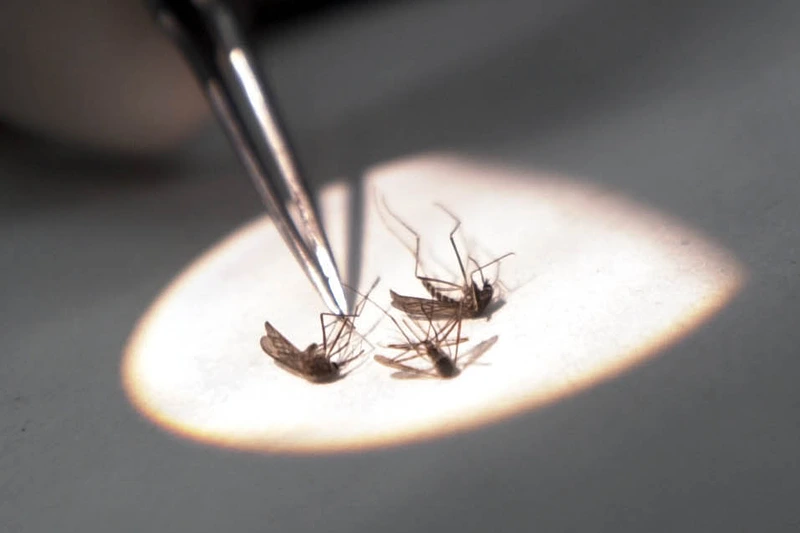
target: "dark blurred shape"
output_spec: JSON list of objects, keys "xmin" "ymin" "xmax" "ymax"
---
[
  {"xmin": 247, "ymin": 0, "xmax": 400, "ymax": 28},
  {"xmin": 0, "ymin": 0, "xmax": 397, "ymax": 155}
]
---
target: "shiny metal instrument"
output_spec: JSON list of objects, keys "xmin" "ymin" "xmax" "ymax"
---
[{"xmin": 148, "ymin": 0, "xmax": 349, "ymax": 315}]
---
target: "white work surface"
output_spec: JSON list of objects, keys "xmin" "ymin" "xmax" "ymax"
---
[{"xmin": 2, "ymin": 1, "xmax": 799, "ymax": 531}]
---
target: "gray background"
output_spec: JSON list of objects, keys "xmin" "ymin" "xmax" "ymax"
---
[{"xmin": 2, "ymin": 0, "xmax": 799, "ymax": 531}]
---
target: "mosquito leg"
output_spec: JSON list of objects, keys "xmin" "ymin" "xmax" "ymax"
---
[
  {"xmin": 320, "ymin": 279, "xmax": 374, "ymax": 336},
  {"xmin": 319, "ymin": 312, "xmax": 352, "ymax": 356},
  {"xmin": 382, "ymin": 198, "xmax": 463, "ymax": 293},
  {"xmin": 454, "ymin": 306, "xmax": 464, "ymax": 364},
  {"xmin": 401, "ymin": 316, "xmax": 427, "ymax": 346},
  {"xmin": 434, "ymin": 315, "xmax": 465, "ymax": 346},
  {"xmin": 378, "ymin": 194, "xmax": 421, "ymax": 258},
  {"xmin": 422, "ymin": 304, "xmax": 436, "ymax": 341},
  {"xmin": 434, "ymin": 203, "xmax": 469, "ymax": 287},
  {"xmin": 319, "ymin": 313, "xmax": 332, "ymax": 356},
  {"xmin": 467, "ymin": 256, "xmax": 486, "ymax": 286},
  {"xmin": 468, "ymin": 252, "xmax": 516, "ymax": 286},
  {"xmin": 491, "ymin": 258, "xmax": 513, "ymax": 297},
  {"xmin": 410, "ymin": 222, "xmax": 431, "ymax": 290},
  {"xmin": 433, "ymin": 313, "xmax": 464, "ymax": 365},
  {"xmin": 438, "ymin": 337, "xmax": 469, "ymax": 348},
  {"xmin": 320, "ymin": 300, "xmax": 370, "ymax": 361},
  {"xmin": 416, "ymin": 276, "xmax": 462, "ymax": 290},
  {"xmin": 381, "ymin": 348, "xmax": 424, "ymax": 365},
  {"xmin": 338, "ymin": 348, "xmax": 366, "ymax": 367}
]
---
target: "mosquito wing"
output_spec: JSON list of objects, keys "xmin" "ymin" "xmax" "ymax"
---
[
  {"xmin": 459, "ymin": 335, "xmax": 499, "ymax": 369},
  {"xmin": 389, "ymin": 290, "xmax": 462, "ymax": 320},
  {"xmin": 373, "ymin": 355, "xmax": 421, "ymax": 373},
  {"xmin": 260, "ymin": 322, "xmax": 309, "ymax": 371},
  {"xmin": 389, "ymin": 369, "xmax": 439, "ymax": 380}
]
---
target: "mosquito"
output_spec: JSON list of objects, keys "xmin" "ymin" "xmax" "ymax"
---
[
  {"xmin": 259, "ymin": 280, "xmax": 377, "ymax": 383},
  {"xmin": 379, "ymin": 198, "xmax": 514, "ymax": 320},
  {"xmin": 372, "ymin": 301, "xmax": 498, "ymax": 379}
]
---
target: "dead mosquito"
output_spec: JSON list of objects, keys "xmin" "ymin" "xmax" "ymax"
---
[
  {"xmin": 372, "ymin": 302, "xmax": 497, "ymax": 379},
  {"xmin": 378, "ymin": 198, "xmax": 514, "ymax": 320},
  {"xmin": 259, "ymin": 280, "xmax": 377, "ymax": 383}
]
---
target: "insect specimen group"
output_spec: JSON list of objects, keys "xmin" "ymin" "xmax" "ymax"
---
[{"xmin": 260, "ymin": 199, "xmax": 513, "ymax": 383}]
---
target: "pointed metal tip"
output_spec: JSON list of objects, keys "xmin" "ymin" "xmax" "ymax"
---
[{"xmin": 315, "ymin": 246, "xmax": 349, "ymax": 315}]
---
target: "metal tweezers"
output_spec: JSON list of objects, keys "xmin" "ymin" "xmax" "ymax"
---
[{"xmin": 148, "ymin": 0, "xmax": 349, "ymax": 315}]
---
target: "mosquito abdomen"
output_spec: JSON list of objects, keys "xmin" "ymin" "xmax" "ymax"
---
[
  {"xmin": 420, "ymin": 279, "xmax": 457, "ymax": 304},
  {"xmin": 424, "ymin": 341, "xmax": 459, "ymax": 378},
  {"xmin": 434, "ymin": 357, "xmax": 459, "ymax": 378},
  {"xmin": 305, "ymin": 357, "xmax": 340, "ymax": 382}
]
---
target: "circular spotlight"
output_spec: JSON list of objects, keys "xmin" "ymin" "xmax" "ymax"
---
[{"xmin": 122, "ymin": 155, "xmax": 746, "ymax": 453}]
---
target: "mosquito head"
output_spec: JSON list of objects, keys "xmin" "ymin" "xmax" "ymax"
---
[
  {"xmin": 468, "ymin": 252, "xmax": 514, "ymax": 313},
  {"xmin": 435, "ymin": 358, "xmax": 460, "ymax": 378},
  {"xmin": 307, "ymin": 357, "xmax": 342, "ymax": 383},
  {"xmin": 473, "ymin": 280, "xmax": 494, "ymax": 314}
]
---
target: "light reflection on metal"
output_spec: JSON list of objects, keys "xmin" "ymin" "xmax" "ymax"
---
[
  {"xmin": 227, "ymin": 47, "xmax": 348, "ymax": 315},
  {"xmin": 121, "ymin": 155, "xmax": 746, "ymax": 454},
  {"xmin": 228, "ymin": 49, "xmax": 291, "ymax": 171},
  {"xmin": 148, "ymin": 0, "xmax": 347, "ymax": 315}
]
